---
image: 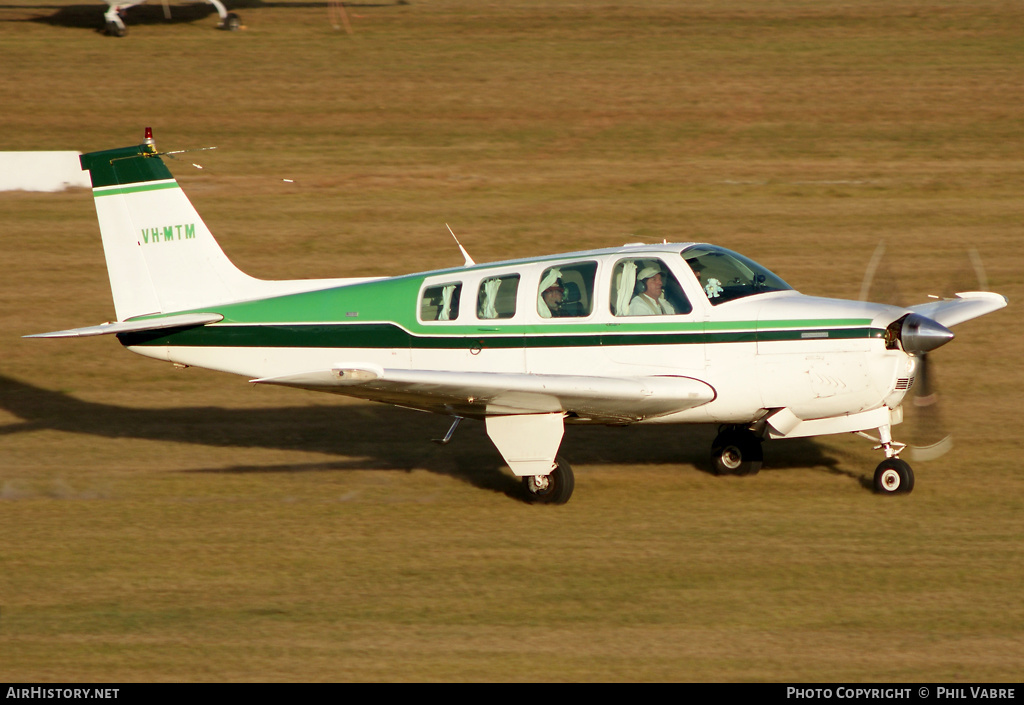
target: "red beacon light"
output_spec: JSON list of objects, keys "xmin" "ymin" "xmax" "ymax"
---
[{"xmin": 143, "ymin": 127, "xmax": 155, "ymax": 150}]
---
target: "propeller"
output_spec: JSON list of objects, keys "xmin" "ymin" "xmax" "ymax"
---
[
  {"xmin": 907, "ymin": 351, "xmax": 953, "ymax": 461},
  {"xmin": 859, "ymin": 241, "xmax": 988, "ymax": 461}
]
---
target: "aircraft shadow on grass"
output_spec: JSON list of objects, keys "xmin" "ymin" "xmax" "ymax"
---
[{"xmin": 0, "ymin": 374, "xmax": 859, "ymax": 501}]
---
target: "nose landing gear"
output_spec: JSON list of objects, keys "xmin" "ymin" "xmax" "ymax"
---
[{"xmin": 866, "ymin": 423, "xmax": 915, "ymax": 495}]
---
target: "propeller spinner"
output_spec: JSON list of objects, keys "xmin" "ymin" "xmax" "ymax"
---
[{"xmin": 898, "ymin": 313, "xmax": 954, "ymax": 355}]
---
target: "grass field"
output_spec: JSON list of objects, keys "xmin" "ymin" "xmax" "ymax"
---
[{"xmin": 1, "ymin": 0, "xmax": 1021, "ymax": 682}]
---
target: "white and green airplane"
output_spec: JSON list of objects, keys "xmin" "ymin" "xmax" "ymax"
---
[{"xmin": 29, "ymin": 131, "xmax": 1008, "ymax": 504}]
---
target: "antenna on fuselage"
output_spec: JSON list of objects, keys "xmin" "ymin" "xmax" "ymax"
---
[{"xmin": 446, "ymin": 223, "xmax": 476, "ymax": 267}]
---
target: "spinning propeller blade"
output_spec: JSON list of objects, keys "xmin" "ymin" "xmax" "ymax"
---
[{"xmin": 906, "ymin": 353, "xmax": 953, "ymax": 461}]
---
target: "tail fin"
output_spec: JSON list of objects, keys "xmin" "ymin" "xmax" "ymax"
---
[{"xmin": 80, "ymin": 133, "xmax": 270, "ymax": 321}]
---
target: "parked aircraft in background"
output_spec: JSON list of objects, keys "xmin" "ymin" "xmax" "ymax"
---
[
  {"xmin": 28, "ymin": 131, "xmax": 1007, "ymax": 504},
  {"xmin": 101, "ymin": 0, "xmax": 240, "ymax": 36}
]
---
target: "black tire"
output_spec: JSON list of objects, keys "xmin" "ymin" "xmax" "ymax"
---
[
  {"xmin": 873, "ymin": 458, "xmax": 915, "ymax": 495},
  {"xmin": 522, "ymin": 457, "xmax": 574, "ymax": 505},
  {"xmin": 710, "ymin": 427, "xmax": 763, "ymax": 476},
  {"xmin": 105, "ymin": 21, "xmax": 126, "ymax": 37},
  {"xmin": 221, "ymin": 12, "xmax": 241, "ymax": 31}
]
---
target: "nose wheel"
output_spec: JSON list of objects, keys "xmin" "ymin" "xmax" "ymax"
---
[{"xmin": 873, "ymin": 458, "xmax": 915, "ymax": 495}]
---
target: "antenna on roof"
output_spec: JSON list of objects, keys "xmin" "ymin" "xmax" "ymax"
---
[{"xmin": 446, "ymin": 223, "xmax": 476, "ymax": 266}]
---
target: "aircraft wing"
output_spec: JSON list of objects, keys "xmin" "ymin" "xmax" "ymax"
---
[
  {"xmin": 907, "ymin": 291, "xmax": 1007, "ymax": 328},
  {"xmin": 251, "ymin": 366, "xmax": 716, "ymax": 422}
]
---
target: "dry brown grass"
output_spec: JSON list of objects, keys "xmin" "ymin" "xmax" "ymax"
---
[{"xmin": 0, "ymin": 0, "xmax": 1022, "ymax": 682}]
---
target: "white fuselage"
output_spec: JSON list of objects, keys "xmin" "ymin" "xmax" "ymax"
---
[{"xmin": 124, "ymin": 245, "xmax": 915, "ymax": 435}]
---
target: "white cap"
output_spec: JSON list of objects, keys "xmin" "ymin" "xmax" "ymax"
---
[{"xmin": 637, "ymin": 265, "xmax": 663, "ymax": 281}]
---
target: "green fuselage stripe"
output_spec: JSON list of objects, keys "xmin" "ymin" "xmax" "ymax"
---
[{"xmin": 118, "ymin": 323, "xmax": 883, "ymax": 349}]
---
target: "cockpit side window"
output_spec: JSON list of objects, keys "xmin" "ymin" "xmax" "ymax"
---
[
  {"xmin": 477, "ymin": 274, "xmax": 520, "ymax": 320},
  {"xmin": 610, "ymin": 258, "xmax": 692, "ymax": 316},
  {"xmin": 420, "ymin": 282, "xmax": 462, "ymax": 321},
  {"xmin": 537, "ymin": 261, "xmax": 597, "ymax": 319},
  {"xmin": 682, "ymin": 245, "xmax": 792, "ymax": 305}
]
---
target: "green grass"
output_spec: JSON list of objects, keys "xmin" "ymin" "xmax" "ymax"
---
[{"xmin": 1, "ymin": 0, "xmax": 1022, "ymax": 682}]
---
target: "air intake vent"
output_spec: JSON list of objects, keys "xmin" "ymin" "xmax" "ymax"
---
[{"xmin": 895, "ymin": 377, "xmax": 916, "ymax": 391}]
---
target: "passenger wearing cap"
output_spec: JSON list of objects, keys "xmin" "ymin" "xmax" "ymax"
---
[
  {"xmin": 628, "ymin": 265, "xmax": 676, "ymax": 316},
  {"xmin": 538, "ymin": 268, "xmax": 565, "ymax": 318}
]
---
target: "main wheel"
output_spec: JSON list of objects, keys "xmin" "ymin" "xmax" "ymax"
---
[
  {"xmin": 710, "ymin": 427, "xmax": 763, "ymax": 476},
  {"xmin": 523, "ymin": 457, "xmax": 574, "ymax": 505},
  {"xmin": 221, "ymin": 12, "xmax": 241, "ymax": 31},
  {"xmin": 873, "ymin": 458, "xmax": 915, "ymax": 495}
]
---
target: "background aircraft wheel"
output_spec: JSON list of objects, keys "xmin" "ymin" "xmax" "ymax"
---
[
  {"xmin": 873, "ymin": 458, "xmax": 915, "ymax": 495},
  {"xmin": 523, "ymin": 457, "xmax": 574, "ymax": 505},
  {"xmin": 711, "ymin": 427, "xmax": 763, "ymax": 476},
  {"xmin": 221, "ymin": 13, "xmax": 241, "ymax": 31}
]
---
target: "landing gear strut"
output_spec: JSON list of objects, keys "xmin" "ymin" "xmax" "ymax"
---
[
  {"xmin": 710, "ymin": 426, "xmax": 763, "ymax": 476},
  {"xmin": 523, "ymin": 457, "xmax": 574, "ymax": 505}
]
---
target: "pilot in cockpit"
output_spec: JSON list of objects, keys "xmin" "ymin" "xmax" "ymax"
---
[{"xmin": 628, "ymin": 266, "xmax": 676, "ymax": 316}]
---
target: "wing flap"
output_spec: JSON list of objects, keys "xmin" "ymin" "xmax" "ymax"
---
[
  {"xmin": 25, "ymin": 312, "xmax": 224, "ymax": 339},
  {"xmin": 907, "ymin": 291, "xmax": 1007, "ymax": 328},
  {"xmin": 252, "ymin": 366, "xmax": 716, "ymax": 421}
]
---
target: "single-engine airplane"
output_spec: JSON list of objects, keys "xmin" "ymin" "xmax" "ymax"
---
[
  {"xmin": 28, "ymin": 131, "xmax": 1008, "ymax": 504},
  {"xmin": 100, "ymin": 0, "xmax": 240, "ymax": 36}
]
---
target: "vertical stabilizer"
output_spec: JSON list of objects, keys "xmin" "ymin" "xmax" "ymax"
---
[{"xmin": 80, "ymin": 135, "xmax": 263, "ymax": 321}]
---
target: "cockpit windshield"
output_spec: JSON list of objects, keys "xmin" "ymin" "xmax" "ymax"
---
[{"xmin": 681, "ymin": 245, "xmax": 792, "ymax": 305}]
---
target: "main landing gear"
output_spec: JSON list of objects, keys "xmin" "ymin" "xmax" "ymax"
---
[
  {"xmin": 868, "ymin": 424, "xmax": 915, "ymax": 495},
  {"xmin": 710, "ymin": 426, "xmax": 763, "ymax": 476},
  {"xmin": 523, "ymin": 457, "xmax": 575, "ymax": 505}
]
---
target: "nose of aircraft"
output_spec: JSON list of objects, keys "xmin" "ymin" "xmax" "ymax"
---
[{"xmin": 899, "ymin": 313, "xmax": 955, "ymax": 354}]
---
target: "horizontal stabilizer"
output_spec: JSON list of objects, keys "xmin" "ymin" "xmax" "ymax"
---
[
  {"xmin": 25, "ymin": 312, "xmax": 224, "ymax": 339},
  {"xmin": 908, "ymin": 291, "xmax": 1007, "ymax": 328},
  {"xmin": 252, "ymin": 366, "xmax": 715, "ymax": 421}
]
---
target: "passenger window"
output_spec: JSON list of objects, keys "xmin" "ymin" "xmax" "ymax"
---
[
  {"xmin": 420, "ymin": 282, "xmax": 462, "ymax": 321},
  {"xmin": 610, "ymin": 258, "xmax": 692, "ymax": 316},
  {"xmin": 537, "ymin": 261, "xmax": 597, "ymax": 319},
  {"xmin": 477, "ymin": 274, "xmax": 520, "ymax": 319}
]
